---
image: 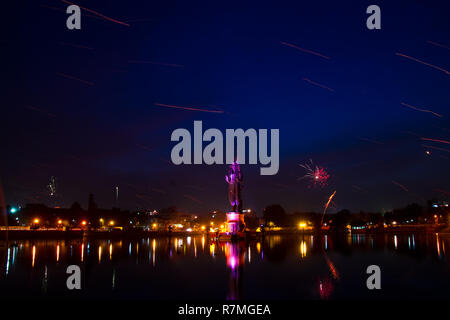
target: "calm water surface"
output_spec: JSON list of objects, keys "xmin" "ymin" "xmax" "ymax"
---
[{"xmin": 0, "ymin": 233, "xmax": 449, "ymax": 299}]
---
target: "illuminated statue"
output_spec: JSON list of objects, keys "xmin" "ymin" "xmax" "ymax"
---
[{"xmin": 225, "ymin": 161, "xmax": 243, "ymax": 213}]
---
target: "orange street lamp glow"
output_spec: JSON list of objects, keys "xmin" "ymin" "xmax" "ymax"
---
[
  {"xmin": 81, "ymin": 221, "xmax": 87, "ymax": 226},
  {"xmin": 201, "ymin": 225, "xmax": 206, "ymax": 231},
  {"xmin": 109, "ymin": 221, "xmax": 115, "ymax": 226},
  {"xmin": 57, "ymin": 220, "xmax": 62, "ymax": 224},
  {"xmin": 34, "ymin": 218, "xmax": 39, "ymax": 224}
]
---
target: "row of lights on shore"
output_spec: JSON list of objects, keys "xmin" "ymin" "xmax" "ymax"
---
[{"xmin": 32, "ymin": 218, "xmax": 116, "ymax": 226}]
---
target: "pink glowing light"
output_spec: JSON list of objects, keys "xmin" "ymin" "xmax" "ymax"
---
[
  {"xmin": 227, "ymin": 213, "xmax": 240, "ymax": 222},
  {"xmin": 318, "ymin": 277, "xmax": 333, "ymax": 300},
  {"xmin": 228, "ymin": 256, "xmax": 237, "ymax": 270}
]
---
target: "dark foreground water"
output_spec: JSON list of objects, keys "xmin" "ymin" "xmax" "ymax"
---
[{"xmin": 0, "ymin": 233, "xmax": 449, "ymax": 300}]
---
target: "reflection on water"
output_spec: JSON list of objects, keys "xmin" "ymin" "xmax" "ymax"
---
[
  {"xmin": 0, "ymin": 233, "xmax": 449, "ymax": 299},
  {"xmin": 225, "ymin": 242, "xmax": 244, "ymax": 300}
]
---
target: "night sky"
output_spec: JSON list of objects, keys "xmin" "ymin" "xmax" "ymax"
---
[{"xmin": 2, "ymin": 1, "xmax": 450, "ymax": 215}]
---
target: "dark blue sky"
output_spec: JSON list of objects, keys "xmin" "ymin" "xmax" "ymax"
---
[{"xmin": 2, "ymin": 0, "xmax": 450, "ymax": 215}]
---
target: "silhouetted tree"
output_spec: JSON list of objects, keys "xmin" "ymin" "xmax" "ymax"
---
[
  {"xmin": 160, "ymin": 206, "xmax": 178, "ymax": 215},
  {"xmin": 334, "ymin": 209, "xmax": 351, "ymax": 230},
  {"xmin": 263, "ymin": 204, "xmax": 287, "ymax": 227},
  {"xmin": 71, "ymin": 202, "xmax": 82, "ymax": 212},
  {"xmin": 244, "ymin": 210, "xmax": 258, "ymax": 229}
]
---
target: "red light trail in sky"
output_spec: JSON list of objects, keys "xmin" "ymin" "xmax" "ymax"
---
[
  {"xmin": 59, "ymin": 42, "xmax": 94, "ymax": 50},
  {"xmin": 400, "ymin": 102, "xmax": 443, "ymax": 118},
  {"xmin": 396, "ymin": 53, "xmax": 449, "ymax": 75},
  {"xmin": 321, "ymin": 190, "xmax": 336, "ymax": 225},
  {"xmin": 61, "ymin": 0, "xmax": 130, "ymax": 27},
  {"xmin": 56, "ymin": 72, "xmax": 94, "ymax": 86},
  {"xmin": 183, "ymin": 194, "xmax": 203, "ymax": 205},
  {"xmin": 280, "ymin": 41, "xmax": 330, "ymax": 60},
  {"xmin": 302, "ymin": 78, "xmax": 335, "ymax": 92},
  {"xmin": 392, "ymin": 180, "xmax": 409, "ymax": 192},
  {"xmin": 128, "ymin": 60, "xmax": 183, "ymax": 68},
  {"xmin": 427, "ymin": 40, "xmax": 450, "ymax": 51},
  {"xmin": 154, "ymin": 103, "xmax": 224, "ymax": 114},
  {"xmin": 401, "ymin": 102, "xmax": 443, "ymax": 118},
  {"xmin": 420, "ymin": 137, "xmax": 450, "ymax": 145}
]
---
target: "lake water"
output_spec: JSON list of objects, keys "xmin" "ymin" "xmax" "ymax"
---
[{"xmin": 0, "ymin": 233, "xmax": 449, "ymax": 300}]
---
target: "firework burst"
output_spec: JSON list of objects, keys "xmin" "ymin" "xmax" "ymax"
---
[{"xmin": 299, "ymin": 159, "xmax": 330, "ymax": 187}]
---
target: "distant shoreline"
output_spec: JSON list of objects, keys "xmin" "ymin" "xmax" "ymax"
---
[{"xmin": 0, "ymin": 226, "xmax": 448, "ymax": 240}]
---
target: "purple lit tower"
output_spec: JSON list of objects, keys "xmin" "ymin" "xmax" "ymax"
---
[{"xmin": 225, "ymin": 161, "xmax": 246, "ymax": 235}]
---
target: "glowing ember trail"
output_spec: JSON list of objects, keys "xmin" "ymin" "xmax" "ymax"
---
[
  {"xmin": 420, "ymin": 137, "xmax": 450, "ymax": 145},
  {"xmin": 56, "ymin": 72, "xmax": 94, "ymax": 86},
  {"xmin": 427, "ymin": 40, "xmax": 450, "ymax": 51},
  {"xmin": 435, "ymin": 189, "xmax": 450, "ymax": 196},
  {"xmin": 357, "ymin": 137, "xmax": 383, "ymax": 145},
  {"xmin": 26, "ymin": 105, "xmax": 56, "ymax": 118},
  {"xmin": 280, "ymin": 41, "xmax": 330, "ymax": 60},
  {"xmin": 59, "ymin": 42, "xmax": 93, "ymax": 50},
  {"xmin": 128, "ymin": 60, "xmax": 183, "ymax": 68},
  {"xmin": 396, "ymin": 53, "xmax": 449, "ymax": 75},
  {"xmin": 321, "ymin": 190, "xmax": 336, "ymax": 225},
  {"xmin": 422, "ymin": 145, "xmax": 450, "ymax": 153},
  {"xmin": 302, "ymin": 78, "xmax": 335, "ymax": 92},
  {"xmin": 41, "ymin": 4, "xmax": 109, "ymax": 21},
  {"xmin": 154, "ymin": 102, "xmax": 224, "ymax": 114},
  {"xmin": 401, "ymin": 102, "xmax": 443, "ymax": 118},
  {"xmin": 392, "ymin": 180, "xmax": 409, "ymax": 192},
  {"xmin": 183, "ymin": 194, "xmax": 203, "ymax": 205},
  {"xmin": 61, "ymin": 0, "xmax": 130, "ymax": 27},
  {"xmin": 299, "ymin": 159, "xmax": 330, "ymax": 188}
]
